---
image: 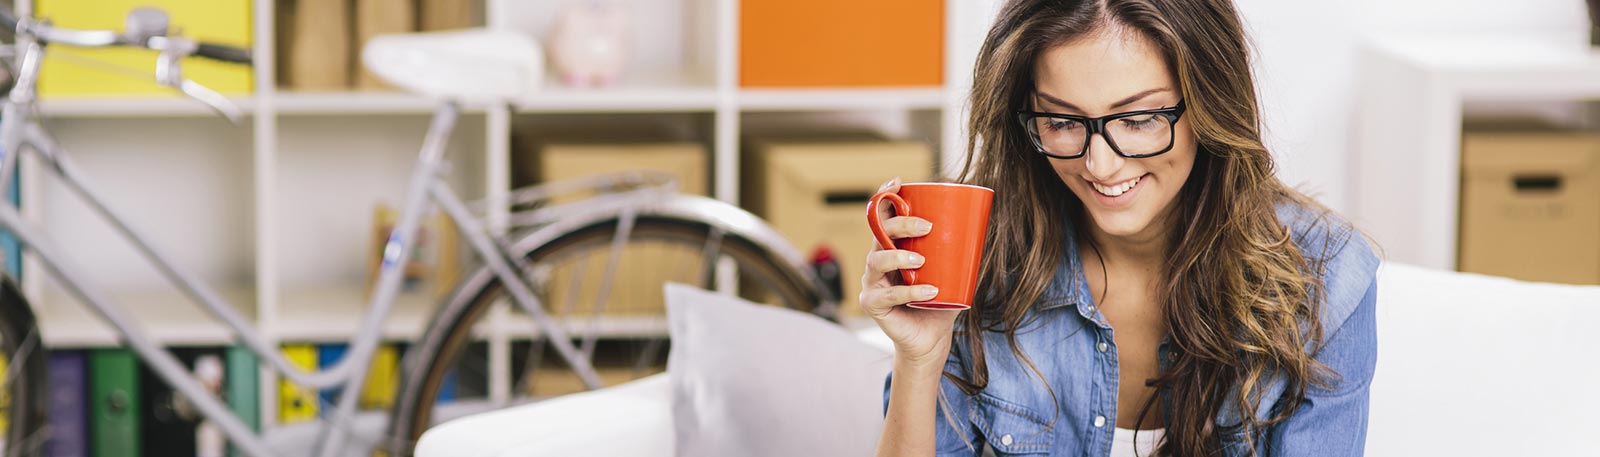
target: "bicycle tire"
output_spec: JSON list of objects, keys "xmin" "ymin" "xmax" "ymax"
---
[
  {"xmin": 0, "ymin": 274, "xmax": 50, "ymax": 457},
  {"xmin": 382, "ymin": 196, "xmax": 827, "ymax": 455}
]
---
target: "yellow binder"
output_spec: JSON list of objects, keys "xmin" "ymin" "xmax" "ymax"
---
[
  {"xmin": 35, "ymin": 0, "xmax": 253, "ymax": 96},
  {"xmin": 359, "ymin": 344, "xmax": 398, "ymax": 409},
  {"xmin": 278, "ymin": 345, "xmax": 319, "ymax": 423},
  {"xmin": 0, "ymin": 353, "xmax": 9, "ymax": 434}
]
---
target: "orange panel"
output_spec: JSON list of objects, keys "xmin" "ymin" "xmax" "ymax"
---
[{"xmin": 740, "ymin": 0, "xmax": 944, "ymax": 87}]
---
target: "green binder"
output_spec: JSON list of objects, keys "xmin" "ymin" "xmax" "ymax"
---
[
  {"xmin": 90, "ymin": 348, "xmax": 140, "ymax": 457},
  {"xmin": 225, "ymin": 345, "xmax": 259, "ymax": 457}
]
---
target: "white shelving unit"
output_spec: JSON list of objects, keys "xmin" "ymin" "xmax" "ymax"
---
[
  {"xmin": 1353, "ymin": 34, "xmax": 1600, "ymax": 270},
  {"xmin": 19, "ymin": 0, "xmax": 986, "ymax": 428}
]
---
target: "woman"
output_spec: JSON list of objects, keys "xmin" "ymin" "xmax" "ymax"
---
[{"xmin": 863, "ymin": 0, "xmax": 1379, "ymax": 456}]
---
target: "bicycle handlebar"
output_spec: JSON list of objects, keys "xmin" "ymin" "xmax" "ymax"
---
[
  {"xmin": 194, "ymin": 42, "xmax": 252, "ymax": 65},
  {"xmin": 2, "ymin": 6, "xmax": 253, "ymax": 123},
  {"xmin": 3, "ymin": 10, "xmax": 122, "ymax": 49},
  {"xmin": 1, "ymin": 6, "xmax": 255, "ymax": 66}
]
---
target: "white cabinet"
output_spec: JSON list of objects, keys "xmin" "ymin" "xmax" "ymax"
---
[{"xmin": 1354, "ymin": 35, "xmax": 1600, "ymax": 270}]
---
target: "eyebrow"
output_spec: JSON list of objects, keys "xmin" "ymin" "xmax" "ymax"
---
[{"xmin": 1034, "ymin": 88, "xmax": 1173, "ymax": 112}]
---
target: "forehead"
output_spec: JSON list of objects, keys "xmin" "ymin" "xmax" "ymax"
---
[{"xmin": 1032, "ymin": 28, "xmax": 1175, "ymax": 112}]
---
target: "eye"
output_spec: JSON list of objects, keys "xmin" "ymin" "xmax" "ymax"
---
[
  {"xmin": 1116, "ymin": 114, "xmax": 1160, "ymax": 130},
  {"xmin": 1045, "ymin": 118, "xmax": 1083, "ymax": 132}
]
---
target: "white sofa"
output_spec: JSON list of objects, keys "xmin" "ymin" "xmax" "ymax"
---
[
  {"xmin": 415, "ymin": 263, "xmax": 1600, "ymax": 456},
  {"xmin": 1365, "ymin": 264, "xmax": 1600, "ymax": 455}
]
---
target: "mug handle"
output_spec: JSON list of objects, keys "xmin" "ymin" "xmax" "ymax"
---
[{"xmin": 867, "ymin": 191, "xmax": 916, "ymax": 284}]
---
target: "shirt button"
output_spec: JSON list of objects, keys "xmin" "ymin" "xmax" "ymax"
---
[
  {"xmin": 1001, "ymin": 434, "xmax": 1014, "ymax": 446},
  {"xmin": 1094, "ymin": 415, "xmax": 1106, "ymax": 427},
  {"xmin": 1096, "ymin": 341, "xmax": 1108, "ymax": 353}
]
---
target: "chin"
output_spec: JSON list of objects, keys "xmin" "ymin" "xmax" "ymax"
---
[
  {"xmin": 1064, "ymin": 185, "xmax": 1149, "ymax": 237},
  {"xmin": 1084, "ymin": 210, "xmax": 1153, "ymax": 237}
]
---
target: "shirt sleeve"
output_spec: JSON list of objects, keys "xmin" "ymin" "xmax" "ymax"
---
[
  {"xmin": 883, "ymin": 341, "xmax": 989, "ymax": 456},
  {"xmin": 1266, "ymin": 276, "xmax": 1379, "ymax": 456}
]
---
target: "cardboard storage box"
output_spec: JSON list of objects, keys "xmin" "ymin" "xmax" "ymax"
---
[
  {"xmin": 535, "ymin": 143, "xmax": 709, "ymax": 317},
  {"xmin": 742, "ymin": 136, "xmax": 934, "ymax": 317},
  {"xmin": 1459, "ymin": 131, "xmax": 1600, "ymax": 285}
]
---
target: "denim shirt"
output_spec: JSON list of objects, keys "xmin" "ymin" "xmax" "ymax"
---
[{"xmin": 884, "ymin": 203, "xmax": 1381, "ymax": 456}]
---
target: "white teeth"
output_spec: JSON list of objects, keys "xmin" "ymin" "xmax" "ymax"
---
[{"xmin": 1091, "ymin": 175, "xmax": 1141, "ymax": 197}]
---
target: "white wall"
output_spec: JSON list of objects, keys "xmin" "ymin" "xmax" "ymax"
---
[{"xmin": 1235, "ymin": 0, "xmax": 1588, "ymax": 212}]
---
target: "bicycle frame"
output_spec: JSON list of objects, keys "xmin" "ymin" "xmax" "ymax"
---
[{"xmin": 0, "ymin": 29, "xmax": 620, "ymax": 457}]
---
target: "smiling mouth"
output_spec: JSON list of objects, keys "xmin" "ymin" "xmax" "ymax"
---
[{"xmin": 1090, "ymin": 175, "xmax": 1142, "ymax": 197}]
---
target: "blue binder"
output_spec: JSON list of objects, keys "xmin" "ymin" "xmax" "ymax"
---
[
  {"xmin": 45, "ymin": 350, "xmax": 88, "ymax": 457},
  {"xmin": 317, "ymin": 344, "xmax": 348, "ymax": 412}
]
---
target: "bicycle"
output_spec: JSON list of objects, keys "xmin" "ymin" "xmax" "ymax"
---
[{"xmin": 0, "ymin": 7, "xmax": 834, "ymax": 456}]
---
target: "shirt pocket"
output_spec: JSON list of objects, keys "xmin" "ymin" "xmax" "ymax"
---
[{"xmin": 970, "ymin": 393, "xmax": 1055, "ymax": 455}]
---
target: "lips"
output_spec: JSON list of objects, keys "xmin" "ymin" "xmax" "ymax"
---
[{"xmin": 1090, "ymin": 175, "xmax": 1142, "ymax": 197}]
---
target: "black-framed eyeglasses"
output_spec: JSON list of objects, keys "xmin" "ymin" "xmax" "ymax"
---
[{"xmin": 1016, "ymin": 100, "xmax": 1186, "ymax": 159}]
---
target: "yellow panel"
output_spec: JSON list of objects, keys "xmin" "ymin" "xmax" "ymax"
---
[
  {"xmin": 35, "ymin": 0, "xmax": 253, "ymax": 96},
  {"xmin": 278, "ymin": 345, "xmax": 319, "ymax": 423}
]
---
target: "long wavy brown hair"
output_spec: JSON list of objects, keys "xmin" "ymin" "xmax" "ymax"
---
[{"xmin": 947, "ymin": 0, "xmax": 1351, "ymax": 455}]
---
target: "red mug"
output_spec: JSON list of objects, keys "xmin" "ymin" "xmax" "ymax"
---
[{"xmin": 866, "ymin": 183, "xmax": 995, "ymax": 310}]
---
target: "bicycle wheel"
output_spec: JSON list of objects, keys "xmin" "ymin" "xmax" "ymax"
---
[
  {"xmin": 0, "ymin": 274, "xmax": 50, "ymax": 457},
  {"xmin": 382, "ymin": 195, "xmax": 828, "ymax": 454}
]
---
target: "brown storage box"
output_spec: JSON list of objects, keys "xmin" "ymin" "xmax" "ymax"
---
[
  {"xmin": 282, "ymin": 0, "xmax": 351, "ymax": 89},
  {"xmin": 1459, "ymin": 132, "xmax": 1600, "ymax": 285},
  {"xmin": 419, "ymin": 0, "xmax": 478, "ymax": 31},
  {"xmin": 355, "ymin": 0, "xmax": 414, "ymax": 89},
  {"xmin": 742, "ymin": 136, "xmax": 934, "ymax": 317},
  {"xmin": 536, "ymin": 143, "xmax": 709, "ymax": 316}
]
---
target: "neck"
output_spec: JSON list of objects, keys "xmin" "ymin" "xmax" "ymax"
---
[
  {"xmin": 1081, "ymin": 210, "xmax": 1175, "ymax": 271},
  {"xmin": 1085, "ymin": 227, "xmax": 1166, "ymax": 270}
]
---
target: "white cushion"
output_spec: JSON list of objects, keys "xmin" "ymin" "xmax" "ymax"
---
[
  {"xmin": 413, "ymin": 373, "xmax": 673, "ymax": 457},
  {"xmin": 1367, "ymin": 263, "xmax": 1600, "ymax": 456},
  {"xmin": 665, "ymin": 283, "xmax": 894, "ymax": 457}
]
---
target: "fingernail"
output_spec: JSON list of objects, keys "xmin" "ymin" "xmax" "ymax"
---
[
  {"xmin": 914, "ymin": 219, "xmax": 933, "ymax": 234},
  {"xmin": 906, "ymin": 252, "xmax": 925, "ymax": 266},
  {"xmin": 918, "ymin": 285, "xmax": 939, "ymax": 299}
]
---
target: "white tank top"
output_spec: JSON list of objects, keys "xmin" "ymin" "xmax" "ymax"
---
[{"xmin": 1110, "ymin": 427, "xmax": 1165, "ymax": 457}]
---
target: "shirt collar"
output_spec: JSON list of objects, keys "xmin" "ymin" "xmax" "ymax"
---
[{"xmin": 1034, "ymin": 211, "xmax": 1087, "ymax": 311}]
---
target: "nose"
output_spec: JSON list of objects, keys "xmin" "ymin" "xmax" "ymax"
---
[{"xmin": 1082, "ymin": 132, "xmax": 1125, "ymax": 181}]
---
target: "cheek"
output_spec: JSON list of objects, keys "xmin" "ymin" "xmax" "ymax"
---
[
  {"xmin": 1046, "ymin": 157, "xmax": 1084, "ymax": 189},
  {"xmin": 1163, "ymin": 123, "xmax": 1199, "ymax": 184},
  {"xmin": 1046, "ymin": 157, "xmax": 1078, "ymax": 178}
]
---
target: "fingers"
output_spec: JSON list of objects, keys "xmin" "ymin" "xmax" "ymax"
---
[
  {"xmin": 861, "ymin": 176, "xmax": 940, "ymax": 314},
  {"xmin": 865, "ymin": 249, "xmax": 924, "ymax": 277},
  {"xmin": 883, "ymin": 216, "xmax": 932, "ymax": 241},
  {"xmin": 878, "ymin": 176, "xmax": 902, "ymax": 194},
  {"xmin": 870, "ymin": 177, "xmax": 928, "ymax": 252},
  {"xmin": 859, "ymin": 284, "xmax": 940, "ymax": 317},
  {"xmin": 872, "ymin": 177, "xmax": 903, "ymax": 223},
  {"xmin": 869, "ymin": 216, "xmax": 932, "ymax": 251}
]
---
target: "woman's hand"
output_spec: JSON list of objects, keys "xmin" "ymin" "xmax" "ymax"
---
[{"xmin": 861, "ymin": 177, "xmax": 962, "ymax": 369}]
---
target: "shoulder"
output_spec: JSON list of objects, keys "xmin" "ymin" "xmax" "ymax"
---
[{"xmin": 1274, "ymin": 201, "xmax": 1381, "ymax": 330}]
